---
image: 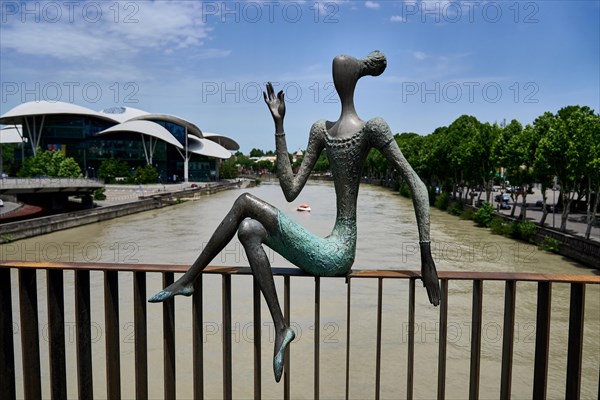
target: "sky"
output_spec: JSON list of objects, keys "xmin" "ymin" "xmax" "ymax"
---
[{"xmin": 1, "ymin": 0, "xmax": 599, "ymax": 153}]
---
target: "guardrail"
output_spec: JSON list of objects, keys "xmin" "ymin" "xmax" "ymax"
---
[{"xmin": 0, "ymin": 262, "xmax": 598, "ymax": 399}]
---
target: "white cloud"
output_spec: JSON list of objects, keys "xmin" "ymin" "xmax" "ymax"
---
[
  {"xmin": 0, "ymin": 1, "xmax": 224, "ymax": 61},
  {"xmin": 390, "ymin": 15, "xmax": 406, "ymax": 22},
  {"xmin": 413, "ymin": 51, "xmax": 427, "ymax": 60},
  {"xmin": 365, "ymin": 1, "xmax": 380, "ymax": 10}
]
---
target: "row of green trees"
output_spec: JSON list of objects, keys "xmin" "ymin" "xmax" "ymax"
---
[
  {"xmin": 17, "ymin": 149, "xmax": 82, "ymax": 178},
  {"xmin": 364, "ymin": 105, "xmax": 599, "ymax": 239},
  {"xmin": 97, "ymin": 159, "xmax": 158, "ymax": 184},
  {"xmin": 16, "ymin": 150, "xmax": 160, "ymax": 185}
]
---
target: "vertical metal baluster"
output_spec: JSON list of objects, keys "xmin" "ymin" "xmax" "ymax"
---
[
  {"xmin": 253, "ymin": 277, "xmax": 261, "ymax": 400},
  {"xmin": 0, "ymin": 268, "xmax": 16, "ymax": 400},
  {"xmin": 469, "ymin": 280, "xmax": 483, "ymax": 400},
  {"xmin": 533, "ymin": 282, "xmax": 551, "ymax": 400},
  {"xmin": 133, "ymin": 271, "xmax": 148, "ymax": 400},
  {"xmin": 222, "ymin": 274, "xmax": 232, "ymax": 400},
  {"xmin": 406, "ymin": 278, "xmax": 415, "ymax": 400},
  {"xmin": 375, "ymin": 278, "xmax": 383, "ymax": 400},
  {"xmin": 500, "ymin": 280, "xmax": 516, "ymax": 400},
  {"xmin": 345, "ymin": 278, "xmax": 352, "ymax": 400},
  {"xmin": 104, "ymin": 270, "xmax": 121, "ymax": 400},
  {"xmin": 20, "ymin": 268, "xmax": 41, "ymax": 400},
  {"xmin": 163, "ymin": 272, "xmax": 175, "ymax": 399},
  {"xmin": 565, "ymin": 283, "xmax": 585, "ymax": 400},
  {"xmin": 314, "ymin": 276, "xmax": 320, "ymax": 400},
  {"xmin": 284, "ymin": 275, "xmax": 291, "ymax": 400},
  {"xmin": 47, "ymin": 270, "xmax": 66, "ymax": 400},
  {"xmin": 193, "ymin": 276, "xmax": 204, "ymax": 400},
  {"xmin": 437, "ymin": 279, "xmax": 449, "ymax": 400},
  {"xmin": 75, "ymin": 270, "xmax": 93, "ymax": 400}
]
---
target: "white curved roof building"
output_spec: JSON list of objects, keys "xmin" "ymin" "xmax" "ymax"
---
[{"xmin": 0, "ymin": 101, "xmax": 238, "ymax": 182}]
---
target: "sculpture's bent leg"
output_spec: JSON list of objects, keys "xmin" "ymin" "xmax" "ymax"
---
[
  {"xmin": 149, "ymin": 193, "xmax": 279, "ymax": 302},
  {"xmin": 238, "ymin": 218, "xmax": 295, "ymax": 382}
]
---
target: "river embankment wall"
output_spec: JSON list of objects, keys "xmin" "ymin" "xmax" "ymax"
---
[
  {"xmin": 460, "ymin": 203, "xmax": 600, "ymax": 269},
  {"xmin": 0, "ymin": 181, "xmax": 250, "ymax": 244}
]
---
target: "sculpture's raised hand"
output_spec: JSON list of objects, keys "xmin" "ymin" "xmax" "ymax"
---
[
  {"xmin": 420, "ymin": 242, "xmax": 441, "ymax": 306},
  {"xmin": 263, "ymin": 82, "xmax": 285, "ymax": 130}
]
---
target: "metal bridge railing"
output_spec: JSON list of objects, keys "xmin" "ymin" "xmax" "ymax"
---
[{"xmin": 0, "ymin": 261, "xmax": 598, "ymax": 399}]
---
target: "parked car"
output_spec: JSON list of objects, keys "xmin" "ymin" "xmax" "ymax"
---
[
  {"xmin": 535, "ymin": 200, "xmax": 560, "ymax": 212},
  {"xmin": 498, "ymin": 201, "xmax": 511, "ymax": 210},
  {"xmin": 495, "ymin": 193, "xmax": 510, "ymax": 202}
]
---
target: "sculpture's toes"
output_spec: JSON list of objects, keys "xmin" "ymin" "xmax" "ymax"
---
[
  {"xmin": 148, "ymin": 283, "xmax": 194, "ymax": 303},
  {"xmin": 274, "ymin": 327, "xmax": 296, "ymax": 382},
  {"xmin": 148, "ymin": 290, "xmax": 174, "ymax": 303}
]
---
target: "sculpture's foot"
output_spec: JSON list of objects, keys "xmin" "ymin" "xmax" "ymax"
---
[
  {"xmin": 273, "ymin": 327, "xmax": 296, "ymax": 382},
  {"xmin": 421, "ymin": 263, "xmax": 441, "ymax": 306},
  {"xmin": 148, "ymin": 281, "xmax": 194, "ymax": 302}
]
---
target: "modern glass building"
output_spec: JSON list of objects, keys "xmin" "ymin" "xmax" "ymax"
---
[{"xmin": 0, "ymin": 102, "xmax": 238, "ymax": 182}]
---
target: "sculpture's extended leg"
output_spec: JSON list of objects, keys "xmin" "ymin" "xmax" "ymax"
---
[
  {"xmin": 149, "ymin": 193, "xmax": 278, "ymax": 302},
  {"xmin": 238, "ymin": 218, "xmax": 295, "ymax": 382}
]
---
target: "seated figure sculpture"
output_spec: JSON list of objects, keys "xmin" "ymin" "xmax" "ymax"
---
[{"xmin": 149, "ymin": 50, "xmax": 441, "ymax": 382}]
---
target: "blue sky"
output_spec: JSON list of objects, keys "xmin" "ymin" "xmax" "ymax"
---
[{"xmin": 1, "ymin": 0, "xmax": 599, "ymax": 152}]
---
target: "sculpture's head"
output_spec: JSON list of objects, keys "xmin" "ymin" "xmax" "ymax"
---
[{"xmin": 332, "ymin": 51, "xmax": 387, "ymax": 99}]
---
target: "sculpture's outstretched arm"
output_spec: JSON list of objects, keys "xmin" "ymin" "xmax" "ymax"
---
[
  {"xmin": 372, "ymin": 119, "xmax": 441, "ymax": 306},
  {"xmin": 264, "ymin": 83, "xmax": 325, "ymax": 202}
]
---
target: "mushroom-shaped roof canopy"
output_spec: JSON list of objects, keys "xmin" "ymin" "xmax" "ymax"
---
[
  {"xmin": 0, "ymin": 101, "xmax": 119, "ymax": 125},
  {"xmin": 129, "ymin": 114, "xmax": 203, "ymax": 138},
  {"xmin": 201, "ymin": 132, "xmax": 240, "ymax": 151},
  {"xmin": 0, "ymin": 125, "xmax": 26, "ymax": 144},
  {"xmin": 97, "ymin": 120, "xmax": 183, "ymax": 149},
  {"xmin": 187, "ymin": 135, "xmax": 232, "ymax": 159},
  {"xmin": 99, "ymin": 106, "xmax": 151, "ymax": 123}
]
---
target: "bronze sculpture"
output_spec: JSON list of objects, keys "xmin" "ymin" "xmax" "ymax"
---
[{"xmin": 150, "ymin": 51, "xmax": 440, "ymax": 382}]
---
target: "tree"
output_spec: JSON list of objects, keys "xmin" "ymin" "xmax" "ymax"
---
[
  {"xmin": 18, "ymin": 148, "xmax": 82, "ymax": 178},
  {"xmin": 492, "ymin": 119, "xmax": 524, "ymax": 217},
  {"xmin": 581, "ymin": 112, "xmax": 600, "ymax": 239},
  {"xmin": 313, "ymin": 149, "xmax": 330, "ymax": 172},
  {"xmin": 133, "ymin": 165, "xmax": 159, "ymax": 184},
  {"xmin": 536, "ymin": 106, "xmax": 595, "ymax": 232},
  {"xmin": 445, "ymin": 115, "xmax": 483, "ymax": 200},
  {"xmin": 249, "ymin": 148, "xmax": 265, "ymax": 158},
  {"xmin": 219, "ymin": 157, "xmax": 239, "ymax": 179},
  {"xmin": 532, "ymin": 112, "xmax": 558, "ymax": 226},
  {"xmin": 98, "ymin": 158, "xmax": 130, "ymax": 184}
]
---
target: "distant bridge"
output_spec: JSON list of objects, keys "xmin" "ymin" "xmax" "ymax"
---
[
  {"xmin": 0, "ymin": 178, "xmax": 103, "ymax": 210},
  {"xmin": 0, "ymin": 178, "xmax": 103, "ymax": 195}
]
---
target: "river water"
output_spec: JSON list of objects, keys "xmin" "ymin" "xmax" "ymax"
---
[{"xmin": 4, "ymin": 182, "xmax": 599, "ymax": 399}]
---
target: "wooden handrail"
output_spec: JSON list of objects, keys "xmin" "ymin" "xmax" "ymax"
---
[{"xmin": 0, "ymin": 261, "xmax": 598, "ymax": 283}]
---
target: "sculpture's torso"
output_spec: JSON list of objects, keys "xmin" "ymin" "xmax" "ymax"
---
[{"xmin": 264, "ymin": 118, "xmax": 394, "ymax": 276}]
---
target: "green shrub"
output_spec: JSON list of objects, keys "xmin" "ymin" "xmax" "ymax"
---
[
  {"xmin": 540, "ymin": 236, "xmax": 560, "ymax": 253},
  {"xmin": 517, "ymin": 221, "xmax": 537, "ymax": 243},
  {"xmin": 459, "ymin": 208, "xmax": 475, "ymax": 220},
  {"xmin": 435, "ymin": 193, "xmax": 450, "ymax": 210},
  {"xmin": 399, "ymin": 182, "xmax": 411, "ymax": 198},
  {"xmin": 474, "ymin": 202, "xmax": 495, "ymax": 227},
  {"xmin": 93, "ymin": 187, "xmax": 106, "ymax": 201},
  {"xmin": 392, "ymin": 180, "xmax": 400, "ymax": 191},
  {"xmin": 448, "ymin": 201, "xmax": 463, "ymax": 216},
  {"xmin": 133, "ymin": 165, "xmax": 158, "ymax": 184},
  {"xmin": 490, "ymin": 217, "xmax": 510, "ymax": 235}
]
